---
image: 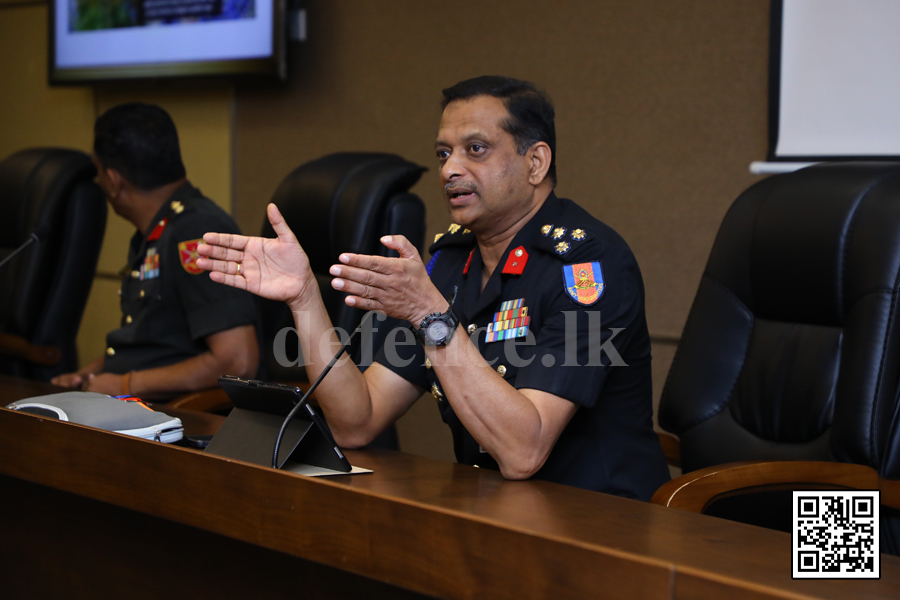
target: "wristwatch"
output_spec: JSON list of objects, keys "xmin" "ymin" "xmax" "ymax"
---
[{"xmin": 414, "ymin": 309, "xmax": 459, "ymax": 346}]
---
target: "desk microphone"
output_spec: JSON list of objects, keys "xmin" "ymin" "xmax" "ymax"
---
[
  {"xmin": 272, "ymin": 309, "xmax": 379, "ymax": 468},
  {"xmin": 0, "ymin": 222, "xmax": 52, "ymax": 272}
]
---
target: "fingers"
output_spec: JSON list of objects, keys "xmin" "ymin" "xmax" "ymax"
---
[
  {"xmin": 380, "ymin": 235, "xmax": 422, "ymax": 261},
  {"xmin": 51, "ymin": 374, "xmax": 82, "ymax": 388},
  {"xmin": 202, "ymin": 231, "xmax": 248, "ymax": 251},
  {"xmin": 267, "ymin": 203, "xmax": 300, "ymax": 245},
  {"xmin": 196, "ymin": 255, "xmax": 243, "ymax": 275},
  {"xmin": 331, "ymin": 274, "xmax": 379, "ymax": 300},
  {"xmin": 82, "ymin": 373, "xmax": 95, "ymax": 391},
  {"xmin": 343, "ymin": 294, "xmax": 383, "ymax": 311},
  {"xmin": 208, "ymin": 269, "xmax": 249, "ymax": 291},
  {"xmin": 337, "ymin": 252, "xmax": 396, "ymax": 275},
  {"xmin": 329, "ymin": 262, "xmax": 385, "ymax": 288},
  {"xmin": 197, "ymin": 243, "xmax": 244, "ymax": 263}
]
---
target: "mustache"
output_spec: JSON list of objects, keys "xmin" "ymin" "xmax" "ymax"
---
[{"xmin": 444, "ymin": 182, "xmax": 477, "ymax": 194}]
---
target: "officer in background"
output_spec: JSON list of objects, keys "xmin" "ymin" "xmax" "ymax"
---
[
  {"xmin": 52, "ymin": 103, "xmax": 259, "ymax": 399},
  {"xmin": 198, "ymin": 77, "xmax": 669, "ymax": 499}
]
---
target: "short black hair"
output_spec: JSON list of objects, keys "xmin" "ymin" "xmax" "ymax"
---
[
  {"xmin": 93, "ymin": 103, "xmax": 187, "ymax": 190},
  {"xmin": 442, "ymin": 76, "xmax": 557, "ymax": 187}
]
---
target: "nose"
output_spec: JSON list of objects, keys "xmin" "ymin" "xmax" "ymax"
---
[{"xmin": 440, "ymin": 151, "xmax": 466, "ymax": 184}]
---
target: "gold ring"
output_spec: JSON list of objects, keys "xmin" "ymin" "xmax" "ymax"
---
[{"xmin": 236, "ymin": 262, "xmax": 242, "ymax": 276}]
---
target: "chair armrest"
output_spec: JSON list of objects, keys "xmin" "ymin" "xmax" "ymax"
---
[
  {"xmin": 650, "ymin": 461, "xmax": 882, "ymax": 512},
  {"xmin": 0, "ymin": 332, "xmax": 61, "ymax": 365},
  {"xmin": 657, "ymin": 431, "xmax": 681, "ymax": 468}
]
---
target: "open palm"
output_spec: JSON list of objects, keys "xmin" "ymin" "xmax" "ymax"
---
[{"xmin": 197, "ymin": 203, "xmax": 314, "ymax": 306}]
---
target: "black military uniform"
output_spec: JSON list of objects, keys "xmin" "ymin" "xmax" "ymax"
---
[
  {"xmin": 104, "ymin": 183, "xmax": 258, "ymax": 376},
  {"xmin": 375, "ymin": 193, "xmax": 670, "ymax": 500}
]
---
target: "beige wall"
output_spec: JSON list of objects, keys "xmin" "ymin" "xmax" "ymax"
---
[{"xmin": 0, "ymin": 4, "xmax": 95, "ymax": 162}]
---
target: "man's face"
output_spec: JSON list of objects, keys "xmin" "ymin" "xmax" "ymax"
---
[{"xmin": 435, "ymin": 96, "xmax": 535, "ymax": 233}]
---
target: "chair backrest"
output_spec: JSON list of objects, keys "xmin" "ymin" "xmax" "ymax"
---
[
  {"xmin": 258, "ymin": 152, "xmax": 427, "ymax": 381},
  {"xmin": 659, "ymin": 162, "xmax": 900, "ymax": 479},
  {"xmin": 0, "ymin": 148, "xmax": 107, "ymax": 380}
]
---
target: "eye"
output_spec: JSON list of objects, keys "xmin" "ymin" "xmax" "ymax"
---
[
  {"xmin": 436, "ymin": 149, "xmax": 450, "ymax": 161},
  {"xmin": 469, "ymin": 144, "xmax": 485, "ymax": 155}
]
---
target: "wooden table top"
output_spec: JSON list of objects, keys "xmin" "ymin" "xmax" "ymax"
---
[{"xmin": 1, "ymin": 374, "xmax": 898, "ymax": 599}]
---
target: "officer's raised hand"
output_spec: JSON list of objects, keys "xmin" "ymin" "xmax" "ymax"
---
[
  {"xmin": 329, "ymin": 235, "xmax": 448, "ymax": 326},
  {"xmin": 197, "ymin": 203, "xmax": 315, "ymax": 307}
]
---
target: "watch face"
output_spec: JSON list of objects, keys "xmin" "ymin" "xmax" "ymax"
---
[{"xmin": 427, "ymin": 321, "xmax": 451, "ymax": 342}]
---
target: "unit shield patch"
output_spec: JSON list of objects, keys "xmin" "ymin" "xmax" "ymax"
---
[
  {"xmin": 178, "ymin": 239, "xmax": 204, "ymax": 275},
  {"xmin": 563, "ymin": 262, "xmax": 604, "ymax": 306}
]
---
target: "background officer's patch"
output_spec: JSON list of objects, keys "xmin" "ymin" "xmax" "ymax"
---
[
  {"xmin": 178, "ymin": 239, "xmax": 204, "ymax": 275},
  {"xmin": 563, "ymin": 262, "xmax": 604, "ymax": 306}
]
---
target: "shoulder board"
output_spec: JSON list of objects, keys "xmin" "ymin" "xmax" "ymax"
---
[
  {"xmin": 429, "ymin": 223, "xmax": 476, "ymax": 254},
  {"xmin": 166, "ymin": 196, "xmax": 200, "ymax": 222},
  {"xmin": 532, "ymin": 223, "xmax": 597, "ymax": 260}
]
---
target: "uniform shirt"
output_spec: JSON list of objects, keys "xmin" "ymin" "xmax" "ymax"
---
[
  {"xmin": 374, "ymin": 193, "xmax": 670, "ymax": 500},
  {"xmin": 104, "ymin": 182, "xmax": 258, "ymax": 375}
]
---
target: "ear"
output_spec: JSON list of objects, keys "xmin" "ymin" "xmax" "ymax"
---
[
  {"xmin": 105, "ymin": 167, "xmax": 125, "ymax": 197},
  {"xmin": 527, "ymin": 142, "xmax": 552, "ymax": 186}
]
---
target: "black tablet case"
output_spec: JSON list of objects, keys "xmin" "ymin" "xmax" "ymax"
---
[{"xmin": 204, "ymin": 376, "xmax": 351, "ymax": 472}]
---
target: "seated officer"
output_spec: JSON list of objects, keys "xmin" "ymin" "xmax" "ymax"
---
[
  {"xmin": 199, "ymin": 76, "xmax": 669, "ymax": 500},
  {"xmin": 52, "ymin": 103, "xmax": 259, "ymax": 399}
]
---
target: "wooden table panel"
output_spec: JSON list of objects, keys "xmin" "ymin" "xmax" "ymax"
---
[{"xmin": 1, "ymin": 375, "xmax": 898, "ymax": 599}]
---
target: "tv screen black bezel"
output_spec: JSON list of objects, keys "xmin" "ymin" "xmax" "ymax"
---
[{"xmin": 48, "ymin": 0, "xmax": 287, "ymax": 85}]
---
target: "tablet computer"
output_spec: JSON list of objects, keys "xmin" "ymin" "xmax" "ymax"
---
[{"xmin": 204, "ymin": 375, "xmax": 352, "ymax": 473}]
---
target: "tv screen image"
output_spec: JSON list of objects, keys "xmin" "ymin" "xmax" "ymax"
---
[
  {"xmin": 69, "ymin": 0, "xmax": 256, "ymax": 32},
  {"xmin": 50, "ymin": 0, "xmax": 285, "ymax": 83}
]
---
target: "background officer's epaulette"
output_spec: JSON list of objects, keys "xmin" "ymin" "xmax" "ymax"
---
[
  {"xmin": 167, "ymin": 199, "xmax": 189, "ymax": 221},
  {"xmin": 166, "ymin": 194, "xmax": 204, "ymax": 223},
  {"xmin": 428, "ymin": 223, "xmax": 476, "ymax": 254},
  {"xmin": 532, "ymin": 223, "xmax": 597, "ymax": 260}
]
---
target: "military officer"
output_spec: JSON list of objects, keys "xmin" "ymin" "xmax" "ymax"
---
[
  {"xmin": 52, "ymin": 103, "xmax": 259, "ymax": 399},
  {"xmin": 198, "ymin": 76, "xmax": 669, "ymax": 498}
]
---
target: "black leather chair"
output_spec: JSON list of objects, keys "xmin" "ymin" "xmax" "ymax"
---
[
  {"xmin": 0, "ymin": 148, "xmax": 107, "ymax": 381},
  {"xmin": 258, "ymin": 152, "xmax": 427, "ymax": 381},
  {"xmin": 653, "ymin": 162, "xmax": 900, "ymax": 552}
]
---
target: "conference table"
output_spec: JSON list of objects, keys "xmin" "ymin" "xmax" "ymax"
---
[{"xmin": 0, "ymin": 374, "xmax": 898, "ymax": 599}]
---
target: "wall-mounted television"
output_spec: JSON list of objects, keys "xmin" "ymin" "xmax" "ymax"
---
[
  {"xmin": 768, "ymin": 0, "xmax": 900, "ymax": 162},
  {"xmin": 49, "ymin": 0, "xmax": 286, "ymax": 84}
]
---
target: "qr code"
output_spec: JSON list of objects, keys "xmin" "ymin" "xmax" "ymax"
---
[{"xmin": 793, "ymin": 491, "xmax": 880, "ymax": 579}]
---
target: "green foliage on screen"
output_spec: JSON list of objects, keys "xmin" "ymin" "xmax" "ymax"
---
[{"xmin": 73, "ymin": 0, "xmax": 137, "ymax": 31}]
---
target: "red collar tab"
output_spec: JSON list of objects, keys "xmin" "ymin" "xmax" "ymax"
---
[
  {"xmin": 463, "ymin": 249, "xmax": 474, "ymax": 275},
  {"xmin": 147, "ymin": 218, "xmax": 168, "ymax": 242},
  {"xmin": 501, "ymin": 246, "xmax": 528, "ymax": 275}
]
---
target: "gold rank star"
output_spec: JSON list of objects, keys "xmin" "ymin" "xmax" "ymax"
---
[
  {"xmin": 171, "ymin": 200, "xmax": 184, "ymax": 214},
  {"xmin": 448, "ymin": 223, "xmax": 461, "ymax": 234},
  {"xmin": 555, "ymin": 241, "xmax": 570, "ymax": 254},
  {"xmin": 552, "ymin": 227, "xmax": 567, "ymax": 239},
  {"xmin": 541, "ymin": 224, "xmax": 553, "ymax": 236},
  {"xmin": 571, "ymin": 229, "xmax": 586, "ymax": 240}
]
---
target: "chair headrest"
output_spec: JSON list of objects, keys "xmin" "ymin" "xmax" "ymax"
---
[
  {"xmin": 707, "ymin": 161, "xmax": 900, "ymax": 326},
  {"xmin": 0, "ymin": 148, "xmax": 98, "ymax": 248},
  {"xmin": 263, "ymin": 152, "xmax": 426, "ymax": 274}
]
